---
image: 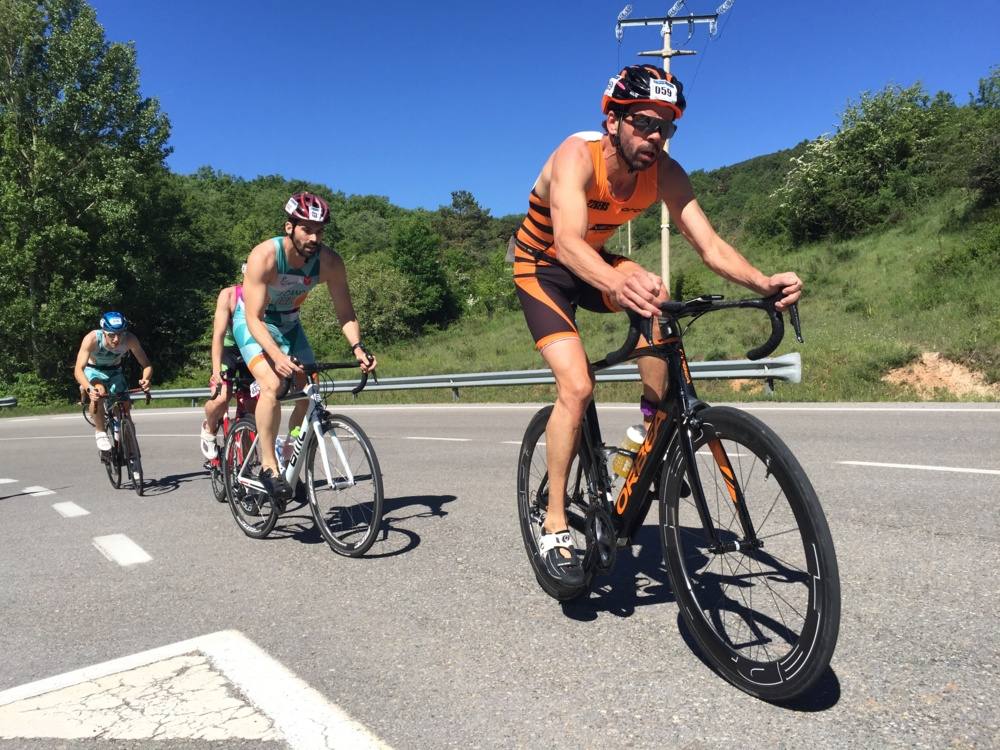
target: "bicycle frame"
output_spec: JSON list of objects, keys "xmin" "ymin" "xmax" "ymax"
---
[
  {"xmin": 232, "ymin": 379, "xmax": 356, "ymax": 495},
  {"xmin": 583, "ymin": 308, "xmax": 773, "ymax": 552}
]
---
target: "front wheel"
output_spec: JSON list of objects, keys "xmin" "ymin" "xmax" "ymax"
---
[
  {"xmin": 222, "ymin": 416, "xmax": 279, "ymax": 539},
  {"xmin": 660, "ymin": 406, "xmax": 840, "ymax": 702},
  {"xmin": 103, "ymin": 441, "xmax": 121, "ymax": 489},
  {"xmin": 516, "ymin": 406, "xmax": 597, "ymax": 601},
  {"xmin": 120, "ymin": 417, "xmax": 143, "ymax": 496},
  {"xmin": 305, "ymin": 414, "xmax": 384, "ymax": 556}
]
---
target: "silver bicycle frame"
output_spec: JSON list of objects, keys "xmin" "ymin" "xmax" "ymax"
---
[{"xmin": 235, "ymin": 379, "xmax": 356, "ymax": 492}]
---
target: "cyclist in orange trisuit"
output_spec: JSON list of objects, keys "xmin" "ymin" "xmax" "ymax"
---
[{"xmin": 512, "ymin": 65, "xmax": 802, "ymax": 586}]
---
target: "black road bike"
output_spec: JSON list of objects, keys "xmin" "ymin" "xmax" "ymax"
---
[
  {"xmin": 516, "ymin": 295, "xmax": 840, "ymax": 702},
  {"xmin": 83, "ymin": 387, "xmax": 149, "ymax": 496}
]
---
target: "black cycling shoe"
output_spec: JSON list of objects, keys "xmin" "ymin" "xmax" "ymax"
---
[
  {"xmin": 538, "ymin": 529, "xmax": 585, "ymax": 587},
  {"xmin": 259, "ymin": 467, "xmax": 293, "ymax": 501}
]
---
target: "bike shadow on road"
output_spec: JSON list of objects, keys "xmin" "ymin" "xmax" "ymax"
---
[
  {"xmin": 365, "ymin": 494, "xmax": 457, "ymax": 558},
  {"xmin": 137, "ymin": 469, "xmax": 211, "ymax": 496},
  {"xmin": 561, "ymin": 524, "xmax": 675, "ymax": 621},
  {"xmin": 265, "ymin": 493, "xmax": 458, "ymax": 558}
]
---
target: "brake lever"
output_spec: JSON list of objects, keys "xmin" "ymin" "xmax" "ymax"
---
[{"xmin": 788, "ymin": 303, "xmax": 804, "ymax": 343}]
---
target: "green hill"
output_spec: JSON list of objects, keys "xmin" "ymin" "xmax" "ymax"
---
[{"xmin": 2, "ymin": 3, "xmax": 997, "ymax": 410}]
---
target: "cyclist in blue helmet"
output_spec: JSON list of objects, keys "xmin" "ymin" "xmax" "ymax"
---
[{"xmin": 74, "ymin": 312, "xmax": 153, "ymax": 451}]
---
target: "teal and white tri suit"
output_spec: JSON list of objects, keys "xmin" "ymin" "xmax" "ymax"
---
[
  {"xmin": 232, "ymin": 237, "xmax": 320, "ymax": 369},
  {"xmin": 83, "ymin": 330, "xmax": 130, "ymax": 393}
]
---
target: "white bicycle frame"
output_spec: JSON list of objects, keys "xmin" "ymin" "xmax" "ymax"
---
[{"xmin": 233, "ymin": 379, "xmax": 356, "ymax": 495}]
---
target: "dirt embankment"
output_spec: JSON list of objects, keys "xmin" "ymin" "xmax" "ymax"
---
[{"xmin": 883, "ymin": 352, "xmax": 1000, "ymax": 399}]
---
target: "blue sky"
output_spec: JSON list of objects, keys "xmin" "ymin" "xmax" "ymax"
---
[{"xmin": 89, "ymin": 0, "xmax": 999, "ymax": 218}]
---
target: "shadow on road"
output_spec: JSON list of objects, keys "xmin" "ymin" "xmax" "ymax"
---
[
  {"xmin": 139, "ymin": 469, "xmax": 210, "ymax": 496},
  {"xmin": 263, "ymin": 493, "xmax": 457, "ymax": 558},
  {"xmin": 561, "ymin": 525, "xmax": 674, "ymax": 621},
  {"xmin": 363, "ymin": 493, "xmax": 457, "ymax": 558}
]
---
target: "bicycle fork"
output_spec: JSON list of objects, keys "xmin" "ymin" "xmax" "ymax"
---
[{"xmin": 677, "ymin": 416, "xmax": 763, "ymax": 555}]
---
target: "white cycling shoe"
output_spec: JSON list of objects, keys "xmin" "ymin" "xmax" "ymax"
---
[
  {"xmin": 95, "ymin": 431, "xmax": 112, "ymax": 452},
  {"xmin": 200, "ymin": 421, "xmax": 218, "ymax": 460}
]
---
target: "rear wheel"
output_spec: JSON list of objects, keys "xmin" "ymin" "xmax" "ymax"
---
[
  {"xmin": 660, "ymin": 406, "xmax": 840, "ymax": 702},
  {"xmin": 516, "ymin": 406, "xmax": 598, "ymax": 601},
  {"xmin": 121, "ymin": 417, "xmax": 143, "ymax": 496},
  {"xmin": 222, "ymin": 416, "xmax": 278, "ymax": 539},
  {"xmin": 305, "ymin": 414, "xmax": 384, "ymax": 556}
]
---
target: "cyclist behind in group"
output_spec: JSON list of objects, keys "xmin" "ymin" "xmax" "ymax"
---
[
  {"xmin": 233, "ymin": 192, "xmax": 377, "ymax": 500},
  {"xmin": 512, "ymin": 65, "xmax": 802, "ymax": 587},
  {"xmin": 199, "ymin": 266, "xmax": 252, "ymax": 460},
  {"xmin": 74, "ymin": 312, "xmax": 153, "ymax": 451}
]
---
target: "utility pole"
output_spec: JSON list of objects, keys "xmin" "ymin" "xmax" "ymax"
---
[{"xmin": 616, "ymin": 4, "xmax": 721, "ymax": 291}]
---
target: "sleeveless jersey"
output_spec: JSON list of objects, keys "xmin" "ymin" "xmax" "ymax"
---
[
  {"xmin": 513, "ymin": 132, "xmax": 659, "ymax": 264},
  {"xmin": 88, "ymin": 330, "xmax": 129, "ymax": 368},
  {"xmin": 265, "ymin": 237, "xmax": 320, "ymax": 320}
]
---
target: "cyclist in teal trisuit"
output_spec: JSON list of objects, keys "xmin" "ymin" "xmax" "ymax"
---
[
  {"xmin": 234, "ymin": 192, "xmax": 377, "ymax": 500},
  {"xmin": 74, "ymin": 312, "xmax": 153, "ymax": 451}
]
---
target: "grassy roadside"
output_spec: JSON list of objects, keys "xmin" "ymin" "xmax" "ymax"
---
[{"xmin": 4, "ymin": 194, "xmax": 997, "ymax": 420}]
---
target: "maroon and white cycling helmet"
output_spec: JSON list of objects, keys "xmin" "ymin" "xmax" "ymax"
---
[{"xmin": 284, "ymin": 192, "xmax": 330, "ymax": 224}]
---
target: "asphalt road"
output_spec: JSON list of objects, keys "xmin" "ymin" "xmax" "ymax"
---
[{"xmin": 1, "ymin": 402, "xmax": 998, "ymax": 749}]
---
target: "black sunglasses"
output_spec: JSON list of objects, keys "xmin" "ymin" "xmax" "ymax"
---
[{"xmin": 625, "ymin": 113, "xmax": 677, "ymax": 139}]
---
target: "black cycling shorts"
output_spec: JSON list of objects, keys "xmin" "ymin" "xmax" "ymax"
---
[{"xmin": 514, "ymin": 250, "xmax": 627, "ymax": 350}]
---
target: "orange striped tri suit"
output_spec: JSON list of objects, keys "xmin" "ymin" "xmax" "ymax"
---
[{"xmin": 513, "ymin": 132, "xmax": 660, "ymax": 350}]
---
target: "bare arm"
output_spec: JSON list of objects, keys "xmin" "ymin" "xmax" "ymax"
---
[
  {"xmin": 209, "ymin": 287, "xmax": 232, "ymax": 384},
  {"xmin": 660, "ymin": 157, "xmax": 801, "ymax": 308},
  {"xmin": 74, "ymin": 332, "xmax": 98, "ymax": 391},
  {"xmin": 127, "ymin": 334, "xmax": 153, "ymax": 390},
  {"xmin": 321, "ymin": 249, "xmax": 376, "ymax": 372}
]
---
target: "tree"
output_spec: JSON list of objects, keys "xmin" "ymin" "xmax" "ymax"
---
[
  {"xmin": 772, "ymin": 83, "xmax": 946, "ymax": 242},
  {"xmin": 0, "ymin": 0, "xmax": 180, "ymax": 397},
  {"xmin": 390, "ymin": 215, "xmax": 455, "ymax": 328}
]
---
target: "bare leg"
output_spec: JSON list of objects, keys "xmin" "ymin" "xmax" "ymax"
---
[
  {"xmin": 539, "ymin": 338, "xmax": 594, "ymax": 534},
  {"xmin": 204, "ymin": 383, "xmax": 231, "ymax": 433},
  {"xmin": 248, "ymin": 358, "xmax": 283, "ymax": 474},
  {"xmin": 91, "ymin": 382, "xmax": 107, "ymax": 433}
]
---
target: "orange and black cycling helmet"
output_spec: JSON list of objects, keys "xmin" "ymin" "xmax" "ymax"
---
[
  {"xmin": 284, "ymin": 192, "xmax": 330, "ymax": 224},
  {"xmin": 601, "ymin": 65, "xmax": 686, "ymax": 120}
]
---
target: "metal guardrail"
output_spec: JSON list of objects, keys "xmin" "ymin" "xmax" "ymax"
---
[
  {"xmin": 147, "ymin": 353, "xmax": 801, "ymax": 405},
  {"xmin": 0, "ymin": 396, "xmax": 17, "ymax": 408}
]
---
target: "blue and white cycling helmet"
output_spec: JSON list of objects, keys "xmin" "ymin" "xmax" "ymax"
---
[{"xmin": 99, "ymin": 311, "xmax": 128, "ymax": 333}]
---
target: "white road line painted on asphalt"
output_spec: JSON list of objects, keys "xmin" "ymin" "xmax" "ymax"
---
[
  {"xmin": 838, "ymin": 460, "xmax": 1000, "ymax": 476},
  {"xmin": 23, "ymin": 486, "xmax": 54, "ymax": 497},
  {"xmin": 52, "ymin": 502, "xmax": 89, "ymax": 518},
  {"xmin": 92, "ymin": 534, "xmax": 152, "ymax": 566},
  {"xmin": 3, "ymin": 417, "xmax": 40, "ymax": 423},
  {"xmin": 404, "ymin": 436, "xmax": 471, "ymax": 442},
  {"xmin": 0, "ymin": 478, "xmax": 15, "ymax": 484},
  {"xmin": 0, "ymin": 630, "xmax": 392, "ymax": 749}
]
